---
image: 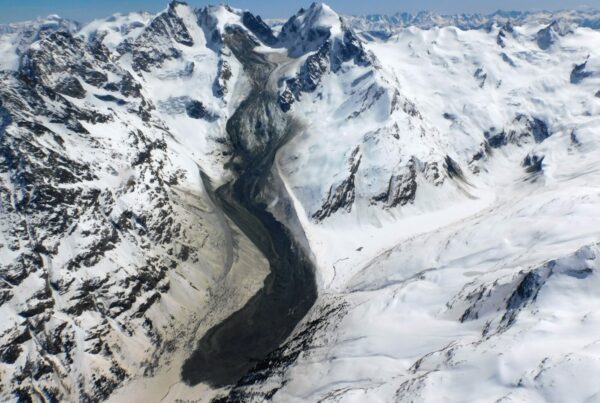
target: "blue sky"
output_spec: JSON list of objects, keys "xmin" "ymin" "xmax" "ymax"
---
[{"xmin": 1, "ymin": 0, "xmax": 599, "ymax": 24}]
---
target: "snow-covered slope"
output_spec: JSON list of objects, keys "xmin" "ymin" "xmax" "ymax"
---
[
  {"xmin": 274, "ymin": 14, "xmax": 600, "ymax": 286},
  {"xmin": 345, "ymin": 9, "xmax": 600, "ymax": 40},
  {"xmin": 231, "ymin": 8, "xmax": 600, "ymax": 403},
  {"xmin": 0, "ymin": 3, "xmax": 273, "ymax": 401},
  {"xmin": 2, "ymin": 2, "xmax": 600, "ymax": 402}
]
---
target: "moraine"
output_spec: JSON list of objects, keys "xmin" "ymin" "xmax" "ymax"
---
[{"xmin": 181, "ymin": 27, "xmax": 317, "ymax": 388}]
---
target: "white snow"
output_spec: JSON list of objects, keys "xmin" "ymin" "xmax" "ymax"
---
[{"xmin": 264, "ymin": 14, "xmax": 600, "ymax": 403}]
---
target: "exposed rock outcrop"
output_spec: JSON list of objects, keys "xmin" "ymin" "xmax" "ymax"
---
[
  {"xmin": 485, "ymin": 114, "xmax": 550, "ymax": 148},
  {"xmin": 313, "ymin": 147, "xmax": 362, "ymax": 221},
  {"xmin": 372, "ymin": 158, "xmax": 417, "ymax": 208}
]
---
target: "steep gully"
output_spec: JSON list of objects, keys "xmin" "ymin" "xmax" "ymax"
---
[{"xmin": 181, "ymin": 29, "xmax": 318, "ymax": 388}]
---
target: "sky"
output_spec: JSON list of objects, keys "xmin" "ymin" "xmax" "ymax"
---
[{"xmin": 1, "ymin": 0, "xmax": 600, "ymax": 24}]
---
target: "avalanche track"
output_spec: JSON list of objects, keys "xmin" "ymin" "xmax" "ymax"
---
[{"xmin": 181, "ymin": 28, "xmax": 317, "ymax": 388}]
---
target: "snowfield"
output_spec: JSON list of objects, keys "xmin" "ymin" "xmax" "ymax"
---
[
  {"xmin": 272, "ymin": 148, "xmax": 600, "ymax": 401},
  {"xmin": 1, "ymin": 1, "xmax": 600, "ymax": 402},
  {"xmin": 255, "ymin": 6, "xmax": 600, "ymax": 403}
]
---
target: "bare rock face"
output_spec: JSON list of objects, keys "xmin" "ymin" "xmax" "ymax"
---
[
  {"xmin": 213, "ymin": 59, "xmax": 232, "ymax": 97},
  {"xmin": 241, "ymin": 11, "xmax": 277, "ymax": 46},
  {"xmin": 536, "ymin": 20, "xmax": 573, "ymax": 50},
  {"xmin": 496, "ymin": 22, "xmax": 514, "ymax": 48},
  {"xmin": 313, "ymin": 147, "xmax": 362, "ymax": 221},
  {"xmin": 372, "ymin": 158, "xmax": 417, "ymax": 209},
  {"xmin": 570, "ymin": 59, "xmax": 593, "ymax": 84},
  {"xmin": 278, "ymin": 42, "xmax": 330, "ymax": 111},
  {"xmin": 485, "ymin": 114, "xmax": 550, "ymax": 148},
  {"xmin": 278, "ymin": 30, "xmax": 373, "ymax": 111},
  {"xmin": 0, "ymin": 64, "xmax": 186, "ymax": 400}
]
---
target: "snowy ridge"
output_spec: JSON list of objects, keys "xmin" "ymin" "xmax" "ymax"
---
[
  {"xmin": 0, "ymin": 15, "xmax": 79, "ymax": 71},
  {"xmin": 345, "ymin": 9, "xmax": 600, "ymax": 40}
]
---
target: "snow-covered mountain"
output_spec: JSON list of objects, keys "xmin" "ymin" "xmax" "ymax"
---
[
  {"xmin": 0, "ymin": 3, "xmax": 271, "ymax": 401},
  {"xmin": 344, "ymin": 9, "xmax": 600, "ymax": 40},
  {"xmin": 1, "ymin": 2, "xmax": 600, "ymax": 402}
]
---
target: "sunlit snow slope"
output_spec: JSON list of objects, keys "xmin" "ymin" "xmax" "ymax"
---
[{"xmin": 240, "ymin": 7, "xmax": 600, "ymax": 403}]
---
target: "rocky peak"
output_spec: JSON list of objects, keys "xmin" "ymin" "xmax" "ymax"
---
[
  {"xmin": 196, "ymin": 5, "xmax": 276, "ymax": 50},
  {"xmin": 536, "ymin": 19, "xmax": 573, "ymax": 50},
  {"xmin": 197, "ymin": 5, "xmax": 246, "ymax": 34},
  {"xmin": 196, "ymin": 5, "xmax": 245, "ymax": 52},
  {"xmin": 168, "ymin": 0, "xmax": 188, "ymax": 10},
  {"xmin": 0, "ymin": 15, "xmax": 79, "ymax": 71},
  {"xmin": 114, "ymin": 2, "xmax": 198, "ymax": 71},
  {"xmin": 411, "ymin": 11, "xmax": 441, "ymax": 27},
  {"xmin": 277, "ymin": 2, "xmax": 371, "ymax": 67},
  {"xmin": 278, "ymin": 2, "xmax": 343, "ymax": 57},
  {"xmin": 148, "ymin": 1, "xmax": 195, "ymax": 47},
  {"xmin": 241, "ymin": 11, "xmax": 277, "ymax": 46},
  {"xmin": 19, "ymin": 27, "xmax": 144, "ymax": 105},
  {"xmin": 276, "ymin": 3, "xmax": 373, "ymax": 111},
  {"xmin": 21, "ymin": 30, "xmax": 108, "ymax": 86},
  {"xmin": 496, "ymin": 21, "xmax": 514, "ymax": 47}
]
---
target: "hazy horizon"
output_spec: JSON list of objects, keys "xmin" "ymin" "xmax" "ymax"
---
[{"xmin": 1, "ymin": 0, "xmax": 600, "ymax": 24}]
